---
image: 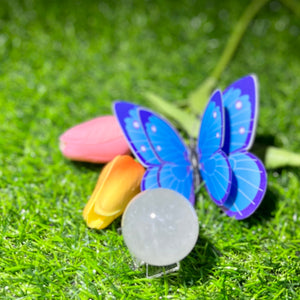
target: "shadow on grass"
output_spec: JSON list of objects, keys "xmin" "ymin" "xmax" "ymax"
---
[
  {"xmin": 242, "ymin": 165, "xmax": 300, "ymax": 226},
  {"xmin": 251, "ymin": 134, "xmax": 276, "ymax": 166},
  {"xmin": 244, "ymin": 185, "xmax": 279, "ymax": 227},
  {"xmin": 176, "ymin": 231, "xmax": 220, "ymax": 285},
  {"xmin": 70, "ymin": 160, "xmax": 104, "ymax": 173},
  {"xmin": 113, "ymin": 228, "xmax": 220, "ymax": 284},
  {"xmin": 245, "ymin": 134, "xmax": 290, "ymax": 225}
]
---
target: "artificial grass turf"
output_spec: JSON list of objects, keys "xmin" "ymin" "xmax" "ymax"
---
[{"xmin": 1, "ymin": 0, "xmax": 300, "ymax": 298}]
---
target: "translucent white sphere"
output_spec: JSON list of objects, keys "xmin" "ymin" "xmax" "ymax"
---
[{"xmin": 122, "ymin": 188, "xmax": 199, "ymax": 266}]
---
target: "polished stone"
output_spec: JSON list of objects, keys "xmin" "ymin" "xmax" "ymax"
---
[{"xmin": 122, "ymin": 188, "xmax": 199, "ymax": 266}]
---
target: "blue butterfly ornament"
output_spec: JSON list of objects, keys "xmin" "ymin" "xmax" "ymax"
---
[{"xmin": 113, "ymin": 75, "xmax": 267, "ymax": 220}]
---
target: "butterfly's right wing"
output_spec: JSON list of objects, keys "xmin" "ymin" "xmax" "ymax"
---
[
  {"xmin": 113, "ymin": 101, "xmax": 195, "ymax": 204},
  {"xmin": 222, "ymin": 151, "xmax": 267, "ymax": 220},
  {"xmin": 222, "ymin": 74, "xmax": 258, "ymax": 154},
  {"xmin": 221, "ymin": 75, "xmax": 267, "ymax": 219},
  {"xmin": 198, "ymin": 91, "xmax": 232, "ymax": 206}
]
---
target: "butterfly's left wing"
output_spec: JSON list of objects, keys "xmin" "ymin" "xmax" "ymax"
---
[
  {"xmin": 222, "ymin": 75, "xmax": 267, "ymax": 219},
  {"xmin": 113, "ymin": 102, "xmax": 161, "ymax": 167},
  {"xmin": 114, "ymin": 101, "xmax": 195, "ymax": 204},
  {"xmin": 198, "ymin": 90, "xmax": 232, "ymax": 206},
  {"xmin": 139, "ymin": 109, "xmax": 194, "ymax": 203}
]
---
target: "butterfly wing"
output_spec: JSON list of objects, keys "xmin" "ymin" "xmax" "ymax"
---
[
  {"xmin": 139, "ymin": 109, "xmax": 194, "ymax": 203},
  {"xmin": 223, "ymin": 151, "xmax": 267, "ymax": 219},
  {"xmin": 113, "ymin": 102, "xmax": 161, "ymax": 167},
  {"xmin": 222, "ymin": 75, "xmax": 267, "ymax": 219},
  {"xmin": 198, "ymin": 90, "xmax": 232, "ymax": 206},
  {"xmin": 222, "ymin": 74, "xmax": 258, "ymax": 154},
  {"xmin": 114, "ymin": 101, "xmax": 195, "ymax": 204}
]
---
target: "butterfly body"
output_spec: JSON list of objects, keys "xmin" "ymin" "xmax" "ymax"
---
[
  {"xmin": 114, "ymin": 75, "xmax": 267, "ymax": 219},
  {"xmin": 189, "ymin": 140, "xmax": 201, "ymax": 189}
]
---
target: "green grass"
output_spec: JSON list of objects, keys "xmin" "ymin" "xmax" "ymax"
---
[{"xmin": 1, "ymin": 0, "xmax": 300, "ymax": 298}]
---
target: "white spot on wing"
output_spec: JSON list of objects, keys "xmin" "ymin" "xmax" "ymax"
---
[
  {"xmin": 239, "ymin": 127, "xmax": 245, "ymax": 134},
  {"xmin": 235, "ymin": 100, "xmax": 242, "ymax": 109},
  {"xmin": 133, "ymin": 121, "xmax": 140, "ymax": 128},
  {"xmin": 151, "ymin": 125, "xmax": 157, "ymax": 132}
]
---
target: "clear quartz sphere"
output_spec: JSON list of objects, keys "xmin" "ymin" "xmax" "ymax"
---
[{"xmin": 122, "ymin": 188, "xmax": 199, "ymax": 266}]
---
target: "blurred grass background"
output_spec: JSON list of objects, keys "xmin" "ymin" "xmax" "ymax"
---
[{"xmin": 1, "ymin": 0, "xmax": 300, "ymax": 298}]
